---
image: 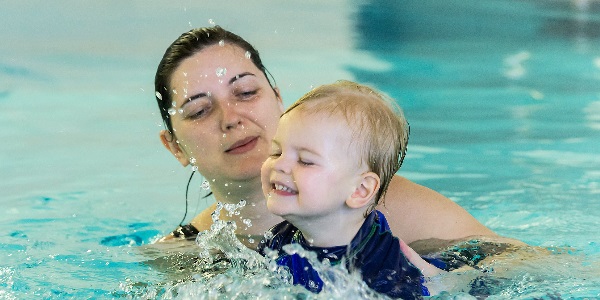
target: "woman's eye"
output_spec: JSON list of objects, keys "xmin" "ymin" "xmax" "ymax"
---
[
  {"xmin": 237, "ymin": 90, "xmax": 258, "ymax": 100},
  {"xmin": 188, "ymin": 108, "xmax": 209, "ymax": 119}
]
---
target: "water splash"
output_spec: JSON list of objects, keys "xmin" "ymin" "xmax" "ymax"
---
[{"xmin": 132, "ymin": 201, "xmax": 396, "ymax": 299}]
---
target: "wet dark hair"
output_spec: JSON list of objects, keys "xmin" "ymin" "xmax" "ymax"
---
[{"xmin": 154, "ymin": 26, "xmax": 275, "ymax": 134}]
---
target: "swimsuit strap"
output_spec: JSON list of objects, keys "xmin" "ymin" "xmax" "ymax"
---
[{"xmin": 171, "ymin": 224, "xmax": 200, "ymax": 239}]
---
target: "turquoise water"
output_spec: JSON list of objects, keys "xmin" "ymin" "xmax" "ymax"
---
[{"xmin": 1, "ymin": 1, "xmax": 599, "ymax": 298}]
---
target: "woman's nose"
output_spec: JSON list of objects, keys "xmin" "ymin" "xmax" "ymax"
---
[{"xmin": 220, "ymin": 102, "xmax": 242, "ymax": 131}]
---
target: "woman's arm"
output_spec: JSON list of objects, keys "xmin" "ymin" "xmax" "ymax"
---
[{"xmin": 377, "ymin": 175, "xmax": 498, "ymax": 246}]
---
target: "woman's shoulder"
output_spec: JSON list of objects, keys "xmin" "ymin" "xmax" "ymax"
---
[
  {"xmin": 378, "ymin": 175, "xmax": 497, "ymax": 244},
  {"xmin": 189, "ymin": 202, "xmax": 219, "ymax": 232}
]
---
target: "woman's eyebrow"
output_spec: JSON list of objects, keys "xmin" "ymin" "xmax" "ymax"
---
[
  {"xmin": 180, "ymin": 72, "xmax": 256, "ymax": 107},
  {"xmin": 229, "ymin": 72, "xmax": 255, "ymax": 85},
  {"xmin": 181, "ymin": 92, "xmax": 208, "ymax": 107}
]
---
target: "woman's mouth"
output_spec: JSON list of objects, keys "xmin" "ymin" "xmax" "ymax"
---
[{"xmin": 225, "ymin": 136, "xmax": 258, "ymax": 154}]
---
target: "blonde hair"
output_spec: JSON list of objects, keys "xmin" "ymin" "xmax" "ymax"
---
[{"xmin": 283, "ymin": 80, "xmax": 409, "ymax": 210}]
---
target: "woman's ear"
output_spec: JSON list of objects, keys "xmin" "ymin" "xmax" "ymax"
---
[
  {"xmin": 159, "ymin": 129, "xmax": 190, "ymax": 167},
  {"xmin": 347, "ymin": 172, "xmax": 380, "ymax": 209}
]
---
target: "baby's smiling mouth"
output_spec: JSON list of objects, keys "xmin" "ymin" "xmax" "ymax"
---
[{"xmin": 272, "ymin": 183, "xmax": 298, "ymax": 195}]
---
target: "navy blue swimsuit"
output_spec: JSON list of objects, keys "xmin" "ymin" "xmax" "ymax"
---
[{"xmin": 258, "ymin": 210, "xmax": 429, "ymax": 299}]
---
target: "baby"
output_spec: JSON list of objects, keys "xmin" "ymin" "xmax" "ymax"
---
[{"xmin": 259, "ymin": 80, "xmax": 430, "ymax": 299}]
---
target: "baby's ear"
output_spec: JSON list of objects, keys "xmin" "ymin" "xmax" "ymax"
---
[
  {"xmin": 347, "ymin": 172, "xmax": 380, "ymax": 209},
  {"xmin": 160, "ymin": 129, "xmax": 190, "ymax": 167}
]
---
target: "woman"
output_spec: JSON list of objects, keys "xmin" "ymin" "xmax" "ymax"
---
[{"xmin": 154, "ymin": 26, "xmax": 498, "ymax": 252}]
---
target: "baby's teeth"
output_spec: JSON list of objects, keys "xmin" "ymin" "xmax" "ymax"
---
[{"xmin": 275, "ymin": 184, "xmax": 292, "ymax": 192}]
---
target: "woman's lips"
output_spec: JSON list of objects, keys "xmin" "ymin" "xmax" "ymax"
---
[{"xmin": 225, "ymin": 136, "xmax": 258, "ymax": 154}]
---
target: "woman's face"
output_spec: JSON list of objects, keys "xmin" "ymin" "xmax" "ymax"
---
[{"xmin": 164, "ymin": 44, "xmax": 284, "ymax": 184}]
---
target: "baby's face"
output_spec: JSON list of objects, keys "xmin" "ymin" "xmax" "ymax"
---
[{"xmin": 261, "ymin": 109, "xmax": 366, "ymax": 224}]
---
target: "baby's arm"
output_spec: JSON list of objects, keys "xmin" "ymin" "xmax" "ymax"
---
[{"xmin": 398, "ymin": 237, "xmax": 445, "ymax": 277}]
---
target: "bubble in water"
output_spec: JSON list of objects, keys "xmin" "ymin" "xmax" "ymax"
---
[
  {"xmin": 201, "ymin": 180, "xmax": 210, "ymax": 190},
  {"xmin": 178, "ymin": 108, "xmax": 184, "ymax": 114},
  {"xmin": 190, "ymin": 157, "xmax": 196, "ymax": 164},
  {"xmin": 208, "ymin": 19, "xmax": 215, "ymax": 25},
  {"xmin": 264, "ymin": 231, "xmax": 274, "ymax": 240},
  {"xmin": 216, "ymin": 67, "xmax": 226, "ymax": 77},
  {"xmin": 219, "ymin": 40, "xmax": 225, "ymax": 47},
  {"xmin": 242, "ymin": 218, "xmax": 252, "ymax": 228},
  {"xmin": 171, "ymin": 101, "xmax": 176, "ymax": 107},
  {"xmin": 192, "ymin": 165, "xmax": 198, "ymax": 172},
  {"xmin": 155, "ymin": 91, "xmax": 163, "ymax": 100},
  {"xmin": 245, "ymin": 51, "xmax": 251, "ymax": 59},
  {"xmin": 211, "ymin": 211, "xmax": 219, "ymax": 222},
  {"xmin": 168, "ymin": 107, "xmax": 177, "ymax": 116}
]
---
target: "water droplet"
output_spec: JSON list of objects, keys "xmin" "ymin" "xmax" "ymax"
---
[
  {"xmin": 155, "ymin": 91, "xmax": 163, "ymax": 100},
  {"xmin": 192, "ymin": 165, "xmax": 198, "ymax": 172},
  {"xmin": 223, "ymin": 134, "xmax": 226, "ymax": 138},
  {"xmin": 207, "ymin": 91, "xmax": 212, "ymax": 97},
  {"xmin": 168, "ymin": 107, "xmax": 176, "ymax": 116},
  {"xmin": 201, "ymin": 180, "xmax": 210, "ymax": 190},
  {"xmin": 218, "ymin": 40, "xmax": 224, "ymax": 47},
  {"xmin": 183, "ymin": 72, "xmax": 187, "ymax": 77},
  {"xmin": 171, "ymin": 101, "xmax": 176, "ymax": 107},
  {"xmin": 263, "ymin": 231, "xmax": 274, "ymax": 240},
  {"xmin": 190, "ymin": 157, "xmax": 196, "ymax": 164},
  {"xmin": 216, "ymin": 67, "xmax": 227, "ymax": 77},
  {"xmin": 172, "ymin": 89, "xmax": 177, "ymax": 95},
  {"xmin": 208, "ymin": 19, "xmax": 215, "ymax": 25},
  {"xmin": 245, "ymin": 51, "xmax": 251, "ymax": 59},
  {"xmin": 178, "ymin": 108, "xmax": 184, "ymax": 114}
]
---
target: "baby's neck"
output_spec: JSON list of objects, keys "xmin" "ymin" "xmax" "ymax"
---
[{"xmin": 289, "ymin": 211, "xmax": 367, "ymax": 248}]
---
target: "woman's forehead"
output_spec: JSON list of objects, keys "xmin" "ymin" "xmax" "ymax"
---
[
  {"xmin": 182, "ymin": 44, "xmax": 253, "ymax": 72},
  {"xmin": 169, "ymin": 45, "xmax": 260, "ymax": 92}
]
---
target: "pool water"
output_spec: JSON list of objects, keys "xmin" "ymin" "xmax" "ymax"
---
[{"xmin": 1, "ymin": 0, "xmax": 599, "ymax": 299}]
